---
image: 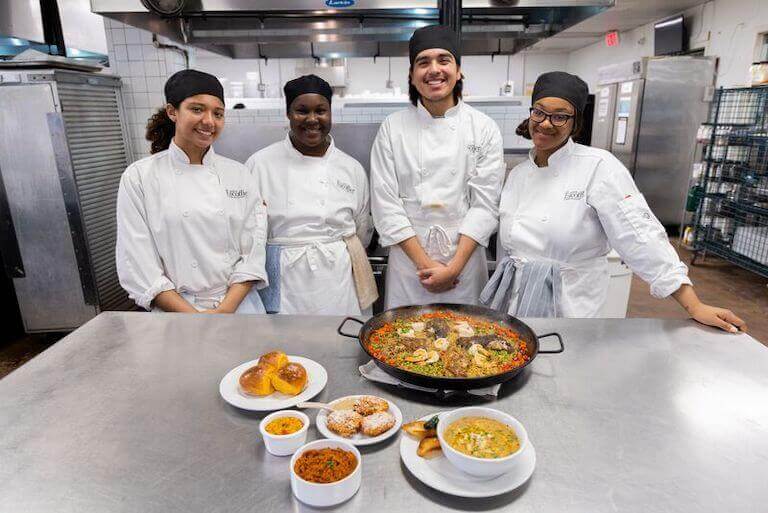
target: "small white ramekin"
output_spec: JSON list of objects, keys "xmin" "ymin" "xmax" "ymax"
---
[
  {"xmin": 259, "ymin": 410, "xmax": 310, "ymax": 456},
  {"xmin": 290, "ymin": 439, "xmax": 362, "ymax": 507},
  {"xmin": 437, "ymin": 406, "xmax": 528, "ymax": 478}
]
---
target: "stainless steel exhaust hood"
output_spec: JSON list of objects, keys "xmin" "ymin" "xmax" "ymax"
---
[{"xmin": 91, "ymin": 0, "xmax": 612, "ymax": 58}]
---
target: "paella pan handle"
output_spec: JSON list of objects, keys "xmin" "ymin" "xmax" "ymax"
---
[
  {"xmin": 337, "ymin": 317, "xmax": 364, "ymax": 339},
  {"xmin": 536, "ymin": 332, "xmax": 564, "ymax": 354}
]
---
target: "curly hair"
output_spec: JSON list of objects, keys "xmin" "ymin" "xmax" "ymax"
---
[{"xmin": 145, "ymin": 103, "xmax": 179, "ymax": 154}]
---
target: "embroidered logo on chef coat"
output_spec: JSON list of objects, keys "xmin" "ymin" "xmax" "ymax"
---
[
  {"xmin": 335, "ymin": 179, "xmax": 356, "ymax": 195},
  {"xmin": 226, "ymin": 188, "xmax": 248, "ymax": 199},
  {"xmin": 466, "ymin": 144, "xmax": 483, "ymax": 155},
  {"xmin": 564, "ymin": 190, "xmax": 585, "ymax": 201}
]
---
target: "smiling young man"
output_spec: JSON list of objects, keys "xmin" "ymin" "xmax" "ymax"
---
[{"xmin": 370, "ymin": 25, "xmax": 505, "ymax": 308}]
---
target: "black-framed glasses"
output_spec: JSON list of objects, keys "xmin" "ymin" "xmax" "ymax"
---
[{"xmin": 529, "ymin": 107, "xmax": 574, "ymax": 127}]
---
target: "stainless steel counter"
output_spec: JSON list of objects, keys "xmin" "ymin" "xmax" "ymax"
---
[{"xmin": 1, "ymin": 313, "xmax": 767, "ymax": 513}]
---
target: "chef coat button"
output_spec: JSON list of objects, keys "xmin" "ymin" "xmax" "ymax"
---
[
  {"xmin": 422, "ymin": 168, "xmax": 429, "ymax": 175},
  {"xmin": 183, "ymin": 210, "xmax": 190, "ymax": 217},
  {"xmin": 449, "ymin": 169, "xmax": 456, "ymax": 175},
  {"xmin": 449, "ymin": 124, "xmax": 456, "ymax": 131},
  {"xmin": 541, "ymin": 215, "xmax": 549, "ymax": 222},
  {"xmin": 191, "ymin": 260, "xmax": 198, "ymax": 268},
  {"xmin": 319, "ymin": 199, "xmax": 326, "ymax": 206},
  {"xmin": 288, "ymin": 200, "xmax": 294, "ymax": 206},
  {"xmin": 175, "ymin": 170, "xmax": 181, "ymax": 175},
  {"xmin": 217, "ymin": 209, "xmax": 224, "ymax": 216},
  {"xmin": 554, "ymin": 171, "xmax": 560, "ymax": 177}
]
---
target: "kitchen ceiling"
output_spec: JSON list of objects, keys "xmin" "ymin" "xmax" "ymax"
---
[
  {"xmin": 91, "ymin": 0, "xmax": 615, "ymax": 58},
  {"xmin": 527, "ymin": 0, "xmax": 710, "ymax": 52}
]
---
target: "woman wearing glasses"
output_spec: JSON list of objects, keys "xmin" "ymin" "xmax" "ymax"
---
[{"xmin": 481, "ymin": 71, "xmax": 746, "ymax": 333}]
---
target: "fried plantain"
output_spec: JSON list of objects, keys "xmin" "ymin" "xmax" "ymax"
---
[{"xmin": 417, "ymin": 436, "xmax": 442, "ymax": 457}]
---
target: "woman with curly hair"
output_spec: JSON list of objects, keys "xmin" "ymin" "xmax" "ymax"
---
[{"xmin": 116, "ymin": 69, "xmax": 267, "ymax": 313}]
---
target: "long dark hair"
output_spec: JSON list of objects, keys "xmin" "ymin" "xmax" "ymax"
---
[
  {"xmin": 145, "ymin": 101, "xmax": 180, "ymax": 154},
  {"xmin": 516, "ymin": 113, "xmax": 583, "ymax": 140},
  {"xmin": 408, "ymin": 74, "xmax": 464, "ymax": 106}
]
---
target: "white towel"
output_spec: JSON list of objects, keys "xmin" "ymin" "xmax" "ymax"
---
[
  {"xmin": 344, "ymin": 235, "xmax": 379, "ymax": 310},
  {"xmin": 359, "ymin": 360, "xmax": 502, "ymax": 399}
]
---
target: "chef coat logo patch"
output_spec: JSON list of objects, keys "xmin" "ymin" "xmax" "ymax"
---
[
  {"xmin": 226, "ymin": 188, "xmax": 248, "ymax": 199},
  {"xmin": 466, "ymin": 144, "xmax": 483, "ymax": 155},
  {"xmin": 335, "ymin": 179, "xmax": 355, "ymax": 195},
  {"xmin": 564, "ymin": 190, "xmax": 585, "ymax": 201}
]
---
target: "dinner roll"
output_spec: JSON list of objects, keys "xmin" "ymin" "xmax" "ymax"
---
[
  {"xmin": 259, "ymin": 350, "xmax": 289, "ymax": 370},
  {"xmin": 239, "ymin": 364, "xmax": 274, "ymax": 396},
  {"xmin": 270, "ymin": 362, "xmax": 307, "ymax": 396}
]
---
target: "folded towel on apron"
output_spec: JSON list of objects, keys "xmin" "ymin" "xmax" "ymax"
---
[
  {"xmin": 480, "ymin": 256, "xmax": 562, "ymax": 317},
  {"xmin": 257, "ymin": 244, "xmax": 282, "ymax": 313},
  {"xmin": 344, "ymin": 234, "xmax": 379, "ymax": 310}
]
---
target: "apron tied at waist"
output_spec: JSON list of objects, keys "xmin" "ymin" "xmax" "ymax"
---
[
  {"xmin": 480, "ymin": 256, "xmax": 562, "ymax": 318},
  {"xmin": 403, "ymin": 203, "xmax": 466, "ymax": 262},
  {"xmin": 283, "ymin": 240, "xmax": 338, "ymax": 271},
  {"xmin": 180, "ymin": 284, "xmax": 229, "ymax": 311},
  {"xmin": 425, "ymin": 224, "xmax": 453, "ymax": 260},
  {"xmin": 257, "ymin": 235, "xmax": 360, "ymax": 313}
]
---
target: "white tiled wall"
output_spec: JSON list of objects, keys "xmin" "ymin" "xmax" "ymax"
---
[{"xmin": 102, "ymin": 19, "xmax": 193, "ymax": 162}]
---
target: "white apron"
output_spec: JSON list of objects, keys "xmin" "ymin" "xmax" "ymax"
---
[
  {"xmin": 273, "ymin": 236, "xmax": 361, "ymax": 316},
  {"xmin": 385, "ymin": 206, "xmax": 488, "ymax": 309}
]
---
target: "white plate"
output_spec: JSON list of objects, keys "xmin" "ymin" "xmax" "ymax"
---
[
  {"xmin": 219, "ymin": 356, "xmax": 327, "ymax": 411},
  {"xmin": 399, "ymin": 412, "xmax": 536, "ymax": 498},
  {"xmin": 315, "ymin": 395, "xmax": 403, "ymax": 446}
]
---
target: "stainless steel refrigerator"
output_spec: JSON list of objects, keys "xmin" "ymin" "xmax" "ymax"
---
[
  {"xmin": 591, "ymin": 56, "xmax": 716, "ymax": 226},
  {"xmin": 0, "ymin": 68, "xmax": 133, "ymax": 332}
]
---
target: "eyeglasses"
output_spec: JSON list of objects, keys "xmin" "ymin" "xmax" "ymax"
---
[{"xmin": 529, "ymin": 107, "xmax": 575, "ymax": 127}]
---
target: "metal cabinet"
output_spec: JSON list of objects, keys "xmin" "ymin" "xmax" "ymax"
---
[{"xmin": 0, "ymin": 69, "xmax": 133, "ymax": 332}]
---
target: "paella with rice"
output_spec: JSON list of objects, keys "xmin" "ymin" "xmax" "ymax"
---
[{"xmin": 366, "ymin": 311, "xmax": 530, "ymax": 378}]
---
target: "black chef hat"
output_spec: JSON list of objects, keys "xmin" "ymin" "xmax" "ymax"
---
[
  {"xmin": 284, "ymin": 74, "xmax": 333, "ymax": 112},
  {"xmin": 409, "ymin": 25, "xmax": 461, "ymax": 66},
  {"xmin": 164, "ymin": 69, "xmax": 225, "ymax": 106},
  {"xmin": 531, "ymin": 71, "xmax": 588, "ymax": 115}
]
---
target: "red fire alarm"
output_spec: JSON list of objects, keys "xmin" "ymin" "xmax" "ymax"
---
[{"xmin": 605, "ymin": 30, "xmax": 620, "ymax": 47}]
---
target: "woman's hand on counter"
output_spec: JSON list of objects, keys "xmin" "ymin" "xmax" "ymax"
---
[
  {"xmin": 672, "ymin": 284, "xmax": 747, "ymax": 333},
  {"xmin": 687, "ymin": 303, "xmax": 746, "ymax": 333}
]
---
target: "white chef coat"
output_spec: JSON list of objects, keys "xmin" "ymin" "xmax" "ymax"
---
[
  {"xmin": 116, "ymin": 140, "xmax": 268, "ymax": 312},
  {"xmin": 370, "ymin": 100, "xmax": 504, "ymax": 309},
  {"xmin": 498, "ymin": 137, "xmax": 691, "ymax": 317},
  {"xmin": 246, "ymin": 135, "xmax": 373, "ymax": 315}
]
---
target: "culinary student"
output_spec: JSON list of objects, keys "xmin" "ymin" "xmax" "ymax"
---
[
  {"xmin": 116, "ymin": 69, "xmax": 268, "ymax": 313},
  {"xmin": 246, "ymin": 75, "xmax": 376, "ymax": 315},
  {"xmin": 370, "ymin": 25, "xmax": 505, "ymax": 309},
  {"xmin": 481, "ymin": 71, "xmax": 746, "ymax": 333}
]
